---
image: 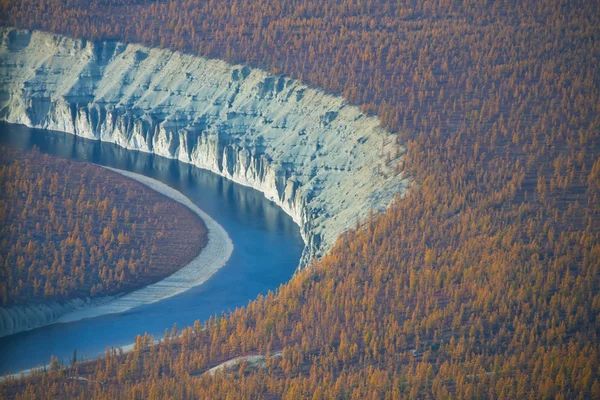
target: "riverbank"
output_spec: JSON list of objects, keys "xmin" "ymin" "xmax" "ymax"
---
[
  {"xmin": 56, "ymin": 167, "xmax": 234, "ymax": 323},
  {"xmin": 0, "ymin": 167, "xmax": 234, "ymax": 336}
]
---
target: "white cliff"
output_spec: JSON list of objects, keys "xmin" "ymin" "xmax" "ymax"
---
[{"xmin": 0, "ymin": 28, "xmax": 408, "ymax": 335}]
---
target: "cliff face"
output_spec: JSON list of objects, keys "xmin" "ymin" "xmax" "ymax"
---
[
  {"xmin": 0, "ymin": 27, "xmax": 408, "ymax": 268},
  {"xmin": 0, "ymin": 28, "xmax": 408, "ymax": 336}
]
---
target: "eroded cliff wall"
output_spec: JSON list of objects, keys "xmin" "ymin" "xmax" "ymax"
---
[
  {"xmin": 0, "ymin": 27, "xmax": 408, "ymax": 335},
  {"xmin": 1, "ymin": 28, "xmax": 408, "ymax": 262}
]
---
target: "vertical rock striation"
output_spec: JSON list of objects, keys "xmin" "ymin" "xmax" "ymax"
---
[{"xmin": 0, "ymin": 27, "xmax": 408, "ymax": 267}]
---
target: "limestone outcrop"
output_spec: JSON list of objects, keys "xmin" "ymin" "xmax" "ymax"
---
[{"xmin": 0, "ymin": 27, "xmax": 408, "ymax": 335}]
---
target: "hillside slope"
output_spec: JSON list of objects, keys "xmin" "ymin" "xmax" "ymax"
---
[{"xmin": 1, "ymin": 0, "xmax": 599, "ymax": 397}]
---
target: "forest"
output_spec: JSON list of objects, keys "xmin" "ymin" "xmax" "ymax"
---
[
  {"xmin": 1, "ymin": 0, "xmax": 599, "ymax": 397},
  {"xmin": 0, "ymin": 147, "xmax": 207, "ymax": 306}
]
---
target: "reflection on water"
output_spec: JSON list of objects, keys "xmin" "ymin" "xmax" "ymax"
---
[{"xmin": 0, "ymin": 123, "xmax": 304, "ymax": 375}]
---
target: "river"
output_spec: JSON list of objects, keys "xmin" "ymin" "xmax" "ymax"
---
[{"xmin": 0, "ymin": 122, "xmax": 304, "ymax": 376}]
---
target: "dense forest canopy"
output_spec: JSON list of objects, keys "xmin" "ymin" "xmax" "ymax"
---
[
  {"xmin": 1, "ymin": 0, "xmax": 600, "ymax": 398},
  {"xmin": 0, "ymin": 147, "xmax": 207, "ymax": 306}
]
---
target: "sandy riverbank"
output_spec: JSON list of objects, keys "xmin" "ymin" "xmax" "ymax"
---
[
  {"xmin": 0, "ymin": 167, "xmax": 234, "ymax": 336},
  {"xmin": 56, "ymin": 167, "xmax": 234, "ymax": 323}
]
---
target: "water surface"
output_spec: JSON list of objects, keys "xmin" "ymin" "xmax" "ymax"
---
[{"xmin": 0, "ymin": 123, "xmax": 304, "ymax": 375}]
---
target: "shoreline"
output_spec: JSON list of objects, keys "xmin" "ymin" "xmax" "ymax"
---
[
  {"xmin": 56, "ymin": 166, "xmax": 234, "ymax": 323},
  {"xmin": 0, "ymin": 166, "xmax": 234, "ymax": 336},
  {"xmin": 0, "ymin": 342, "xmax": 139, "ymax": 383}
]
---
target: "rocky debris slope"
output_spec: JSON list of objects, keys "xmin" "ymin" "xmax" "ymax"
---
[{"xmin": 0, "ymin": 28, "xmax": 408, "ymax": 269}]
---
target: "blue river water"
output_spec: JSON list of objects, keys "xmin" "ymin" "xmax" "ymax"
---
[{"xmin": 0, "ymin": 122, "xmax": 304, "ymax": 375}]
